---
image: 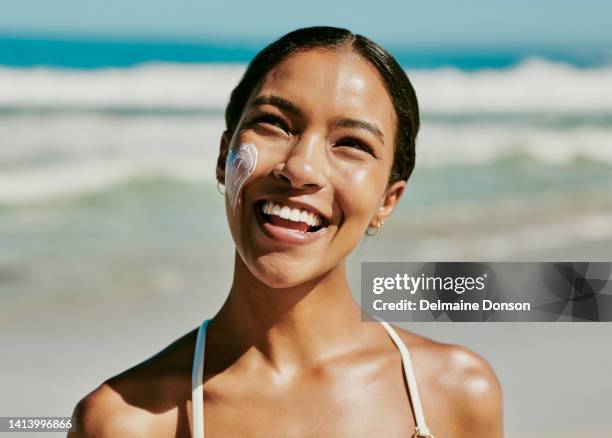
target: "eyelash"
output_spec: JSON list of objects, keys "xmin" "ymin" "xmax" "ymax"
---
[
  {"xmin": 252, "ymin": 114, "xmax": 290, "ymax": 132},
  {"xmin": 250, "ymin": 113, "xmax": 378, "ymax": 159},
  {"xmin": 336, "ymin": 137, "xmax": 378, "ymax": 158}
]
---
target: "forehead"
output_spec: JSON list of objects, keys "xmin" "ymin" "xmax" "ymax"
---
[{"xmin": 255, "ymin": 49, "xmax": 395, "ymax": 133}]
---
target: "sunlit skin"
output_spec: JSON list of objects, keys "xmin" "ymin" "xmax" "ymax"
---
[{"xmin": 69, "ymin": 49, "xmax": 503, "ymax": 437}]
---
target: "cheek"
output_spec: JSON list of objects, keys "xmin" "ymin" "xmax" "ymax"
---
[
  {"xmin": 237, "ymin": 131, "xmax": 288, "ymax": 171},
  {"xmin": 332, "ymin": 164, "xmax": 384, "ymax": 222}
]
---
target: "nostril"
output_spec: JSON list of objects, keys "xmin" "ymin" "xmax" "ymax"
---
[
  {"xmin": 279, "ymin": 175, "xmax": 324, "ymax": 191},
  {"xmin": 272, "ymin": 166, "xmax": 291, "ymax": 184}
]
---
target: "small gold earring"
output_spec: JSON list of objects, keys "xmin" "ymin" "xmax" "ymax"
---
[
  {"xmin": 365, "ymin": 220, "xmax": 383, "ymax": 237},
  {"xmin": 217, "ymin": 181, "xmax": 225, "ymax": 195}
]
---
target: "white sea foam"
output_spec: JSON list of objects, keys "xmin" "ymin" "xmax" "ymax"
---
[
  {"xmin": 1, "ymin": 58, "xmax": 612, "ymax": 112},
  {"xmin": 0, "ymin": 113, "xmax": 224, "ymax": 163},
  {"xmin": 0, "ymin": 156, "xmax": 216, "ymax": 204},
  {"xmin": 1, "ymin": 59, "xmax": 612, "ymax": 204},
  {"xmin": 417, "ymin": 122, "xmax": 612, "ymax": 166},
  {"xmin": 0, "ymin": 114, "xmax": 223, "ymax": 204},
  {"xmin": 410, "ymin": 58, "xmax": 612, "ymax": 113},
  {"xmin": 0, "ymin": 63, "xmax": 244, "ymax": 109}
]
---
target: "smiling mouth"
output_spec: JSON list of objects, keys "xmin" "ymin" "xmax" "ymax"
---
[{"xmin": 254, "ymin": 200, "xmax": 329, "ymax": 234}]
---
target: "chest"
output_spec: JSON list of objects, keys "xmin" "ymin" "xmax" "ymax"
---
[
  {"xmin": 150, "ymin": 367, "xmax": 468, "ymax": 438},
  {"xmin": 189, "ymin": 358, "xmax": 432, "ymax": 438},
  {"xmin": 199, "ymin": 385, "xmax": 415, "ymax": 438}
]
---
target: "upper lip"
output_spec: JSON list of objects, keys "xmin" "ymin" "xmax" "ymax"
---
[{"xmin": 255, "ymin": 195, "xmax": 331, "ymax": 224}]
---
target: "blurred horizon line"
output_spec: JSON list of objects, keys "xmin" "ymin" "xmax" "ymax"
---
[{"xmin": 1, "ymin": 32, "xmax": 610, "ymax": 70}]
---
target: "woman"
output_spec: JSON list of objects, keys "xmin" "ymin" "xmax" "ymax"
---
[{"xmin": 70, "ymin": 26, "xmax": 503, "ymax": 437}]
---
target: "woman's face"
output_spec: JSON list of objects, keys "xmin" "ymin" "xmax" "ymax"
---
[{"xmin": 220, "ymin": 48, "xmax": 406, "ymax": 288}]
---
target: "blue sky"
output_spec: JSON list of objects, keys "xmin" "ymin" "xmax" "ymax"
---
[{"xmin": 0, "ymin": 0, "xmax": 610, "ymax": 48}]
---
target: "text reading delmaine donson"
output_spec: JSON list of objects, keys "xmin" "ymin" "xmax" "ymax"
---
[{"xmin": 371, "ymin": 273, "xmax": 531, "ymax": 311}]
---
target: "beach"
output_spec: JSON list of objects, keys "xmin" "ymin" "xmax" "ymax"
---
[
  {"xmin": 1, "ymin": 183, "xmax": 611, "ymax": 436},
  {"xmin": 2, "ymin": 265, "xmax": 612, "ymax": 438},
  {"xmin": 1, "ymin": 39, "xmax": 612, "ymax": 436}
]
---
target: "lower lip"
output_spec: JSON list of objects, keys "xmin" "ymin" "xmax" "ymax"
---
[{"xmin": 254, "ymin": 202, "xmax": 329, "ymax": 246}]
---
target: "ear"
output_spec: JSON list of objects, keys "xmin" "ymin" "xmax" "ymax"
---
[
  {"xmin": 216, "ymin": 130, "xmax": 231, "ymax": 185},
  {"xmin": 369, "ymin": 180, "xmax": 407, "ymax": 227}
]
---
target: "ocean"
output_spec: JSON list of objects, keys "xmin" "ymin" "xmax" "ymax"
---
[
  {"xmin": 1, "ymin": 36, "xmax": 612, "ymax": 308},
  {"xmin": 1, "ymin": 35, "xmax": 612, "ymax": 438}
]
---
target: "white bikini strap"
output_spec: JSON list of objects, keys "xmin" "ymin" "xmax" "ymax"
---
[
  {"xmin": 374, "ymin": 316, "xmax": 433, "ymax": 438},
  {"xmin": 191, "ymin": 317, "xmax": 432, "ymax": 438},
  {"xmin": 191, "ymin": 319, "xmax": 209, "ymax": 438}
]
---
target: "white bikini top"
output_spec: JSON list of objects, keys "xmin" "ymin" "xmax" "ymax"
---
[{"xmin": 191, "ymin": 317, "xmax": 433, "ymax": 438}]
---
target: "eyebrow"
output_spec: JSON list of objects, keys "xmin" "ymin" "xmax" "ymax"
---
[
  {"xmin": 251, "ymin": 95, "xmax": 303, "ymax": 117},
  {"xmin": 333, "ymin": 117, "xmax": 385, "ymax": 143},
  {"xmin": 251, "ymin": 94, "xmax": 385, "ymax": 144}
]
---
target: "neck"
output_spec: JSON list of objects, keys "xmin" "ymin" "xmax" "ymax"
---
[{"xmin": 210, "ymin": 251, "xmax": 367, "ymax": 371}]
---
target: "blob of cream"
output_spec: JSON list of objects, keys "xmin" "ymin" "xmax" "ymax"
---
[{"xmin": 224, "ymin": 142, "xmax": 258, "ymax": 211}]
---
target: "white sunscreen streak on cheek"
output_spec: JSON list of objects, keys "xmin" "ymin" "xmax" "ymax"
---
[{"xmin": 224, "ymin": 142, "xmax": 258, "ymax": 211}]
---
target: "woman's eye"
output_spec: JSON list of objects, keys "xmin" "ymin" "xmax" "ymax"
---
[
  {"xmin": 252, "ymin": 115, "xmax": 289, "ymax": 132},
  {"xmin": 336, "ymin": 138, "xmax": 377, "ymax": 157}
]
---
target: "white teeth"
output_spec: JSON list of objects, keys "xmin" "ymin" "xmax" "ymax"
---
[
  {"xmin": 289, "ymin": 209, "xmax": 301, "ymax": 221},
  {"xmin": 300, "ymin": 210, "xmax": 310, "ymax": 224},
  {"xmin": 279, "ymin": 206, "xmax": 291, "ymax": 219},
  {"xmin": 260, "ymin": 200, "xmax": 325, "ymax": 228}
]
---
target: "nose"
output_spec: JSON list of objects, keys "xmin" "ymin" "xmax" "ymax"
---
[{"xmin": 272, "ymin": 133, "xmax": 328, "ymax": 190}]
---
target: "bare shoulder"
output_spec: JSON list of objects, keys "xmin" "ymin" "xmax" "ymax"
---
[
  {"xmin": 68, "ymin": 382, "xmax": 149, "ymax": 437},
  {"xmin": 391, "ymin": 325, "xmax": 502, "ymax": 397},
  {"xmin": 392, "ymin": 325, "xmax": 504, "ymax": 437},
  {"xmin": 68, "ymin": 328, "xmax": 198, "ymax": 437}
]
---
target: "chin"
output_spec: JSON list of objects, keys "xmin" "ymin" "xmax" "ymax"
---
[{"xmin": 250, "ymin": 256, "xmax": 320, "ymax": 289}]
